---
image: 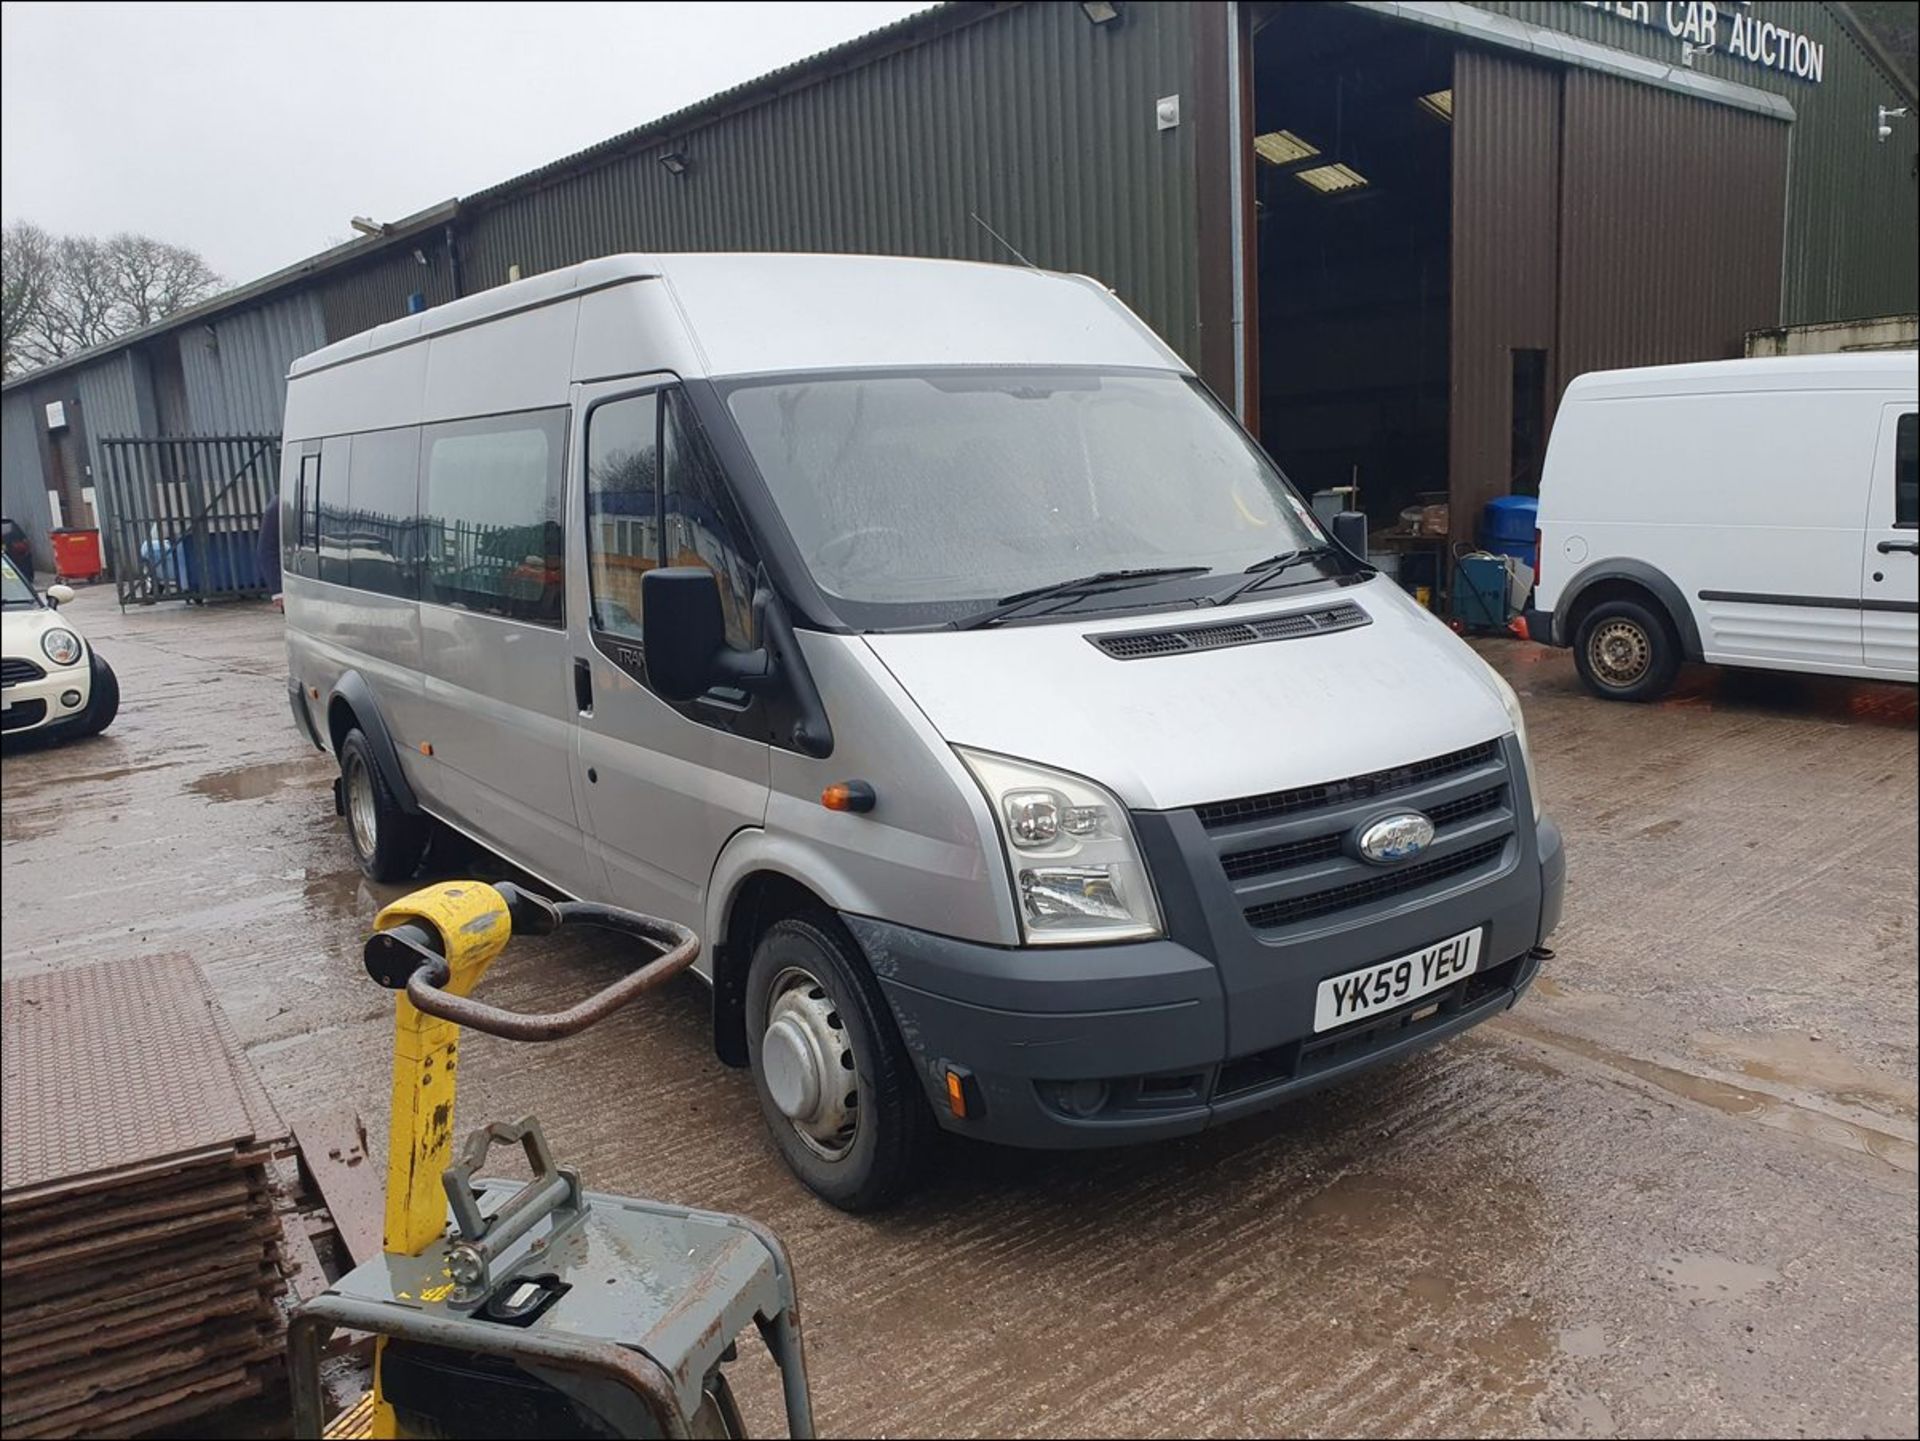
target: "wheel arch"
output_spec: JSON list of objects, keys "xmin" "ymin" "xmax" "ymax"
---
[
  {"xmin": 1558, "ymin": 560, "xmax": 1702, "ymax": 660},
  {"xmin": 325, "ymin": 671, "xmax": 421, "ymax": 814}
]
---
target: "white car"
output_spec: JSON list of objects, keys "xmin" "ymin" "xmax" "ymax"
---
[{"xmin": 1, "ymin": 555, "xmax": 119, "ymax": 740}]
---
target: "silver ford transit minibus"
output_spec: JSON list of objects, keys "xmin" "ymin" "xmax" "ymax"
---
[{"xmin": 282, "ymin": 254, "xmax": 1563, "ymax": 1209}]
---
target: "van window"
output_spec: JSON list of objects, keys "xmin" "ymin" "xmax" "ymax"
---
[
  {"xmin": 420, "ymin": 410, "xmax": 567, "ymax": 626},
  {"xmin": 585, "ymin": 392, "xmax": 661, "ymax": 637},
  {"xmin": 295, "ymin": 452, "xmax": 321, "ymax": 549},
  {"xmin": 664, "ymin": 390, "xmax": 758, "ymax": 649},
  {"xmin": 586, "ymin": 389, "xmax": 759, "ymax": 654},
  {"xmin": 317, "ymin": 434, "xmax": 353, "ymax": 586},
  {"xmin": 1897, "ymin": 413, "xmax": 1917, "ymax": 529},
  {"xmin": 345, "ymin": 427, "xmax": 421, "ymax": 597}
]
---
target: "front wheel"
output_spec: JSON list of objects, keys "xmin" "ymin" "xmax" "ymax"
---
[
  {"xmin": 66, "ymin": 652, "xmax": 119, "ymax": 737},
  {"xmin": 339, "ymin": 728, "xmax": 427, "ymax": 882},
  {"xmin": 745, "ymin": 915, "xmax": 934, "ymax": 1211},
  {"xmin": 1572, "ymin": 597, "xmax": 1680, "ymax": 702}
]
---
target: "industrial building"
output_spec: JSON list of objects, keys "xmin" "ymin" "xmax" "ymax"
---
[{"xmin": 4, "ymin": 0, "xmax": 1915, "ymax": 576}]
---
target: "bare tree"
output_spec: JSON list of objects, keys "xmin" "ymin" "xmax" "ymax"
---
[
  {"xmin": 1, "ymin": 223, "xmax": 223, "ymax": 377},
  {"xmin": 2, "ymin": 221, "xmax": 55, "ymax": 377}
]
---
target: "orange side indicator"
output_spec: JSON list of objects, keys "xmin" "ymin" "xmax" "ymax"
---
[
  {"xmin": 945, "ymin": 1070, "xmax": 968, "ymax": 1119},
  {"xmin": 419, "ymin": 742, "xmax": 433, "ymax": 757},
  {"xmin": 820, "ymin": 780, "xmax": 876, "ymax": 813}
]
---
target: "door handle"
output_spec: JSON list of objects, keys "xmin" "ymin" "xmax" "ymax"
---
[
  {"xmin": 1876, "ymin": 538, "xmax": 1919, "ymax": 555},
  {"xmin": 573, "ymin": 658, "xmax": 593, "ymax": 714}
]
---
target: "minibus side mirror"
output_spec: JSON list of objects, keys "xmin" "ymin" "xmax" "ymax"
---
[
  {"xmin": 1330, "ymin": 510, "xmax": 1369, "ymax": 562},
  {"xmin": 641, "ymin": 568, "xmax": 770, "ymax": 703}
]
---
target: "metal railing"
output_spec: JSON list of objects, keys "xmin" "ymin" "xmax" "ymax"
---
[{"xmin": 98, "ymin": 435, "xmax": 279, "ymax": 606}]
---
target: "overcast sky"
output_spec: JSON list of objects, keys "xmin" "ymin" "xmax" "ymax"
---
[{"xmin": 1, "ymin": 0, "xmax": 925, "ymax": 286}]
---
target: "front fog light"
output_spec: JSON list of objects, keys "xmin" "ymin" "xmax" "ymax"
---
[
  {"xmin": 958, "ymin": 748, "xmax": 1162, "ymax": 945},
  {"xmin": 60, "ymin": 689, "xmax": 82, "ymax": 708}
]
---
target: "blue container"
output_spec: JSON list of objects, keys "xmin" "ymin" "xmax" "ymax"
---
[
  {"xmin": 1481, "ymin": 496, "xmax": 1539, "ymax": 569},
  {"xmin": 1451, "ymin": 554, "xmax": 1513, "ymax": 631},
  {"xmin": 179, "ymin": 529, "xmax": 266, "ymax": 592}
]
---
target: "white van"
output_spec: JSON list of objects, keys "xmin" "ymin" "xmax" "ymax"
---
[
  {"xmin": 1529, "ymin": 353, "xmax": 1919, "ymax": 700},
  {"xmin": 281, "ymin": 254, "xmax": 1562, "ymax": 1209}
]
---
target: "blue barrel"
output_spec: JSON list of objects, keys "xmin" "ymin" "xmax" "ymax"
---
[{"xmin": 1481, "ymin": 496, "xmax": 1538, "ymax": 569}]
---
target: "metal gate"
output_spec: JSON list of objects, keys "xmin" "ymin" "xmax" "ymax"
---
[{"xmin": 97, "ymin": 435, "xmax": 279, "ymax": 605}]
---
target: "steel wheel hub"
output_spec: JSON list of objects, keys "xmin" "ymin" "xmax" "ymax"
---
[
  {"xmin": 1589, "ymin": 619, "xmax": 1652, "ymax": 687},
  {"xmin": 761, "ymin": 968, "xmax": 858, "ymax": 1160},
  {"xmin": 345, "ymin": 754, "xmax": 378, "ymax": 857}
]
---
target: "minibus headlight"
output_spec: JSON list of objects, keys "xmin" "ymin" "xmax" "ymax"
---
[
  {"xmin": 1490, "ymin": 673, "xmax": 1543, "ymax": 822},
  {"xmin": 957, "ymin": 749, "xmax": 1162, "ymax": 946}
]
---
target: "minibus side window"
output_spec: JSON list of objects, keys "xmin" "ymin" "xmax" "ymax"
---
[
  {"xmin": 345, "ymin": 427, "xmax": 421, "ymax": 598},
  {"xmin": 317, "ymin": 434, "xmax": 353, "ymax": 586},
  {"xmin": 663, "ymin": 390, "xmax": 758, "ymax": 651},
  {"xmin": 419, "ymin": 410, "xmax": 567, "ymax": 626},
  {"xmin": 584, "ymin": 391, "xmax": 662, "ymax": 645}
]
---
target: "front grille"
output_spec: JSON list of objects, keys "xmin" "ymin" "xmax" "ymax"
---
[
  {"xmin": 1244, "ymin": 839, "xmax": 1507, "ymax": 930},
  {"xmin": 1221, "ymin": 833, "xmax": 1343, "ymax": 881},
  {"xmin": 1, "ymin": 698, "xmax": 47, "ymax": 731},
  {"xmin": 1196, "ymin": 740, "xmax": 1499, "ymax": 831},
  {"xmin": 1091, "ymin": 602, "xmax": 1369, "ymax": 661},
  {"xmin": 1426, "ymin": 786, "xmax": 1505, "ymax": 829},
  {"xmin": 1, "ymin": 657, "xmax": 45, "ymax": 686}
]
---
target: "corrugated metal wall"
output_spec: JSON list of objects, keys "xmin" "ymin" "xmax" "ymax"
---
[
  {"xmin": 177, "ymin": 292, "xmax": 327, "ymax": 434},
  {"xmin": 1447, "ymin": 49, "xmax": 1789, "ymax": 540},
  {"xmin": 315, "ymin": 240, "xmax": 457, "ymax": 346},
  {"xmin": 1, "ymin": 391, "xmax": 52, "ymax": 569},
  {"xmin": 458, "ymin": 1, "xmax": 1203, "ymax": 369},
  {"xmin": 1449, "ymin": 47, "xmax": 1560, "ymax": 538},
  {"xmin": 1557, "ymin": 70, "xmax": 1788, "ymax": 383},
  {"xmin": 1476, "ymin": 1, "xmax": 1917, "ymax": 324}
]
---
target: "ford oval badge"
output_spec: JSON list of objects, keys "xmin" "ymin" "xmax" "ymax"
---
[{"xmin": 1358, "ymin": 813, "xmax": 1435, "ymax": 864}]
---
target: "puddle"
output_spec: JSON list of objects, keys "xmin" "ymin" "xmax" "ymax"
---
[
  {"xmin": 1504, "ymin": 1017, "xmax": 1919, "ymax": 1176},
  {"xmin": 1691, "ymin": 1029, "xmax": 1918, "ymax": 1121},
  {"xmin": 189, "ymin": 760, "xmax": 328, "ymax": 803},
  {"xmin": 1655, "ymin": 1251, "xmax": 1779, "ymax": 1304}
]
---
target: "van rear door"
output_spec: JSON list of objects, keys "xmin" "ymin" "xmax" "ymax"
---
[
  {"xmin": 1861, "ymin": 407, "xmax": 1918, "ymax": 675},
  {"xmin": 566, "ymin": 377, "xmax": 771, "ymax": 940}
]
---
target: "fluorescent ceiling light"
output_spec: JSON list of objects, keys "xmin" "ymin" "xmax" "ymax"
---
[
  {"xmin": 1253, "ymin": 130, "xmax": 1320, "ymax": 166},
  {"xmin": 1418, "ymin": 89, "xmax": 1454, "ymax": 121},
  {"xmin": 1293, "ymin": 162, "xmax": 1370, "ymax": 194}
]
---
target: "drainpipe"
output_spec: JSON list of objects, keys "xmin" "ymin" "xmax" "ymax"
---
[{"xmin": 444, "ymin": 223, "xmax": 464, "ymax": 300}]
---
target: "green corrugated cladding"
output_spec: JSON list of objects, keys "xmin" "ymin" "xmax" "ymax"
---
[
  {"xmin": 1475, "ymin": 2, "xmax": 1918, "ymax": 324},
  {"xmin": 455, "ymin": 1, "xmax": 1201, "ymax": 367}
]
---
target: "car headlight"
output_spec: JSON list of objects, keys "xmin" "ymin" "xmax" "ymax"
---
[
  {"xmin": 956, "ymin": 748, "xmax": 1162, "ymax": 945},
  {"xmin": 41, "ymin": 628, "xmax": 82, "ymax": 667},
  {"xmin": 1489, "ymin": 672, "xmax": 1542, "ymax": 822}
]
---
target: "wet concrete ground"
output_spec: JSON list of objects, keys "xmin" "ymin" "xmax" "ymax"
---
[{"xmin": 3, "ymin": 587, "xmax": 1915, "ymax": 1438}]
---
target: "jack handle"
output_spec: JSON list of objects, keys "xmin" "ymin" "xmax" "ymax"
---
[{"xmin": 364, "ymin": 882, "xmax": 699, "ymax": 1041}]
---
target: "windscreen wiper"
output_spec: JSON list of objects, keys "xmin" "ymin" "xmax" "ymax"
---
[
  {"xmin": 951, "ymin": 566, "xmax": 1210, "ymax": 630},
  {"xmin": 1205, "ymin": 546, "xmax": 1336, "ymax": 608}
]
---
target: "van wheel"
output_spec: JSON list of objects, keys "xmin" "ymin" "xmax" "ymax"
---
[
  {"xmin": 66, "ymin": 652, "xmax": 119, "ymax": 737},
  {"xmin": 1573, "ymin": 597, "xmax": 1680, "ymax": 702},
  {"xmin": 745, "ymin": 915, "xmax": 933, "ymax": 1212},
  {"xmin": 339, "ymin": 728, "xmax": 427, "ymax": 882}
]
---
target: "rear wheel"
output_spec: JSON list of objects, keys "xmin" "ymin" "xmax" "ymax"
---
[
  {"xmin": 66, "ymin": 652, "xmax": 119, "ymax": 737},
  {"xmin": 339, "ymin": 728, "xmax": 427, "ymax": 881},
  {"xmin": 746, "ymin": 914, "xmax": 933, "ymax": 1211},
  {"xmin": 1572, "ymin": 597, "xmax": 1680, "ymax": 702}
]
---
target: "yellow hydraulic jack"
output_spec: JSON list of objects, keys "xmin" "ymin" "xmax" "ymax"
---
[{"xmin": 288, "ymin": 880, "xmax": 815, "ymax": 1440}]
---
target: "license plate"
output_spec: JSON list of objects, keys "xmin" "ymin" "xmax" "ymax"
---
[{"xmin": 1313, "ymin": 928, "xmax": 1482, "ymax": 1033}]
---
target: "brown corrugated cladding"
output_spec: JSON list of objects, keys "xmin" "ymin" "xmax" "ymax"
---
[
  {"xmin": 1475, "ymin": 1, "xmax": 1918, "ymax": 324},
  {"xmin": 1556, "ymin": 71, "xmax": 1787, "ymax": 385},
  {"xmin": 1449, "ymin": 47, "xmax": 1561, "ymax": 539},
  {"xmin": 1447, "ymin": 44, "xmax": 1789, "ymax": 542},
  {"xmin": 456, "ymin": 1, "xmax": 1202, "ymax": 374}
]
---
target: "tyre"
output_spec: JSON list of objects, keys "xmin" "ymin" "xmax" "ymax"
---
[
  {"xmin": 66, "ymin": 652, "xmax": 119, "ymax": 737},
  {"xmin": 745, "ymin": 914, "xmax": 934, "ymax": 1211},
  {"xmin": 1572, "ymin": 596, "xmax": 1680, "ymax": 702},
  {"xmin": 338, "ymin": 728, "xmax": 428, "ymax": 882}
]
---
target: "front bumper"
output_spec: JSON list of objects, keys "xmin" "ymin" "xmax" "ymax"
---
[
  {"xmin": 1, "ymin": 656, "xmax": 91, "ymax": 735},
  {"xmin": 855, "ymin": 812, "xmax": 1564, "ymax": 1150},
  {"xmin": 1524, "ymin": 606, "xmax": 1563, "ymax": 647}
]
